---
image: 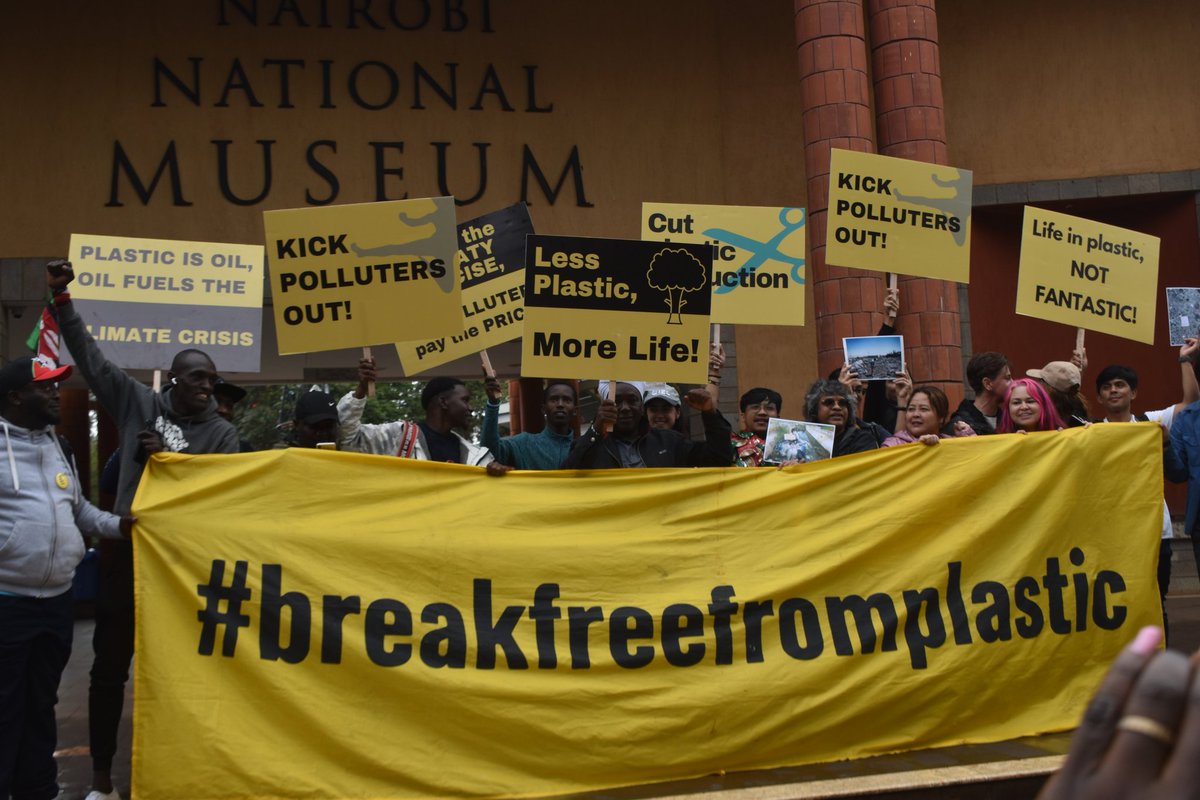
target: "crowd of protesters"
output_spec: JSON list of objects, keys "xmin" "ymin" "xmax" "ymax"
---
[{"xmin": 6, "ymin": 261, "xmax": 1200, "ymax": 800}]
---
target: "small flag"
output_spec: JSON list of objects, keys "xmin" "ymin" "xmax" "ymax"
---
[{"xmin": 25, "ymin": 300, "xmax": 61, "ymax": 363}]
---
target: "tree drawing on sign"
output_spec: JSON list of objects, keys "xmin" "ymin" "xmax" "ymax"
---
[{"xmin": 647, "ymin": 248, "xmax": 707, "ymax": 325}]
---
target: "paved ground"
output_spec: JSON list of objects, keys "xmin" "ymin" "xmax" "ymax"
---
[{"xmin": 50, "ymin": 592, "xmax": 1200, "ymax": 799}]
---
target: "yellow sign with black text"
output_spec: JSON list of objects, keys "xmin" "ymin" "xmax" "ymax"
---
[
  {"xmin": 1016, "ymin": 206, "xmax": 1160, "ymax": 343},
  {"xmin": 132, "ymin": 425, "xmax": 1160, "ymax": 799},
  {"xmin": 263, "ymin": 197, "xmax": 459, "ymax": 354},
  {"xmin": 67, "ymin": 233, "xmax": 264, "ymax": 371},
  {"xmin": 825, "ymin": 148, "xmax": 972, "ymax": 282},
  {"xmin": 395, "ymin": 203, "xmax": 533, "ymax": 374},
  {"xmin": 521, "ymin": 234, "xmax": 712, "ymax": 383},
  {"xmin": 641, "ymin": 203, "xmax": 806, "ymax": 326}
]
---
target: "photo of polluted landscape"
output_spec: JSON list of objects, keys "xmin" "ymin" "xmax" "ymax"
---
[{"xmin": 843, "ymin": 334, "xmax": 905, "ymax": 381}]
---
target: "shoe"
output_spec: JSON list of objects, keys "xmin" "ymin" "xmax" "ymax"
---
[{"xmin": 84, "ymin": 791, "xmax": 123, "ymax": 800}]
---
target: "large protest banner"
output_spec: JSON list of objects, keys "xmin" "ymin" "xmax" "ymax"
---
[
  {"xmin": 521, "ymin": 235, "xmax": 713, "ymax": 383},
  {"xmin": 395, "ymin": 203, "xmax": 533, "ymax": 373},
  {"xmin": 66, "ymin": 234, "xmax": 264, "ymax": 371},
  {"xmin": 132, "ymin": 425, "xmax": 1161, "ymax": 799},
  {"xmin": 263, "ymin": 197, "xmax": 459, "ymax": 354},
  {"xmin": 1016, "ymin": 207, "xmax": 1160, "ymax": 344},
  {"xmin": 825, "ymin": 148, "xmax": 972, "ymax": 282},
  {"xmin": 641, "ymin": 203, "xmax": 806, "ymax": 325}
]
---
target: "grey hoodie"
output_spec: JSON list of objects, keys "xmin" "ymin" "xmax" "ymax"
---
[
  {"xmin": 0, "ymin": 416, "xmax": 121, "ymax": 597},
  {"xmin": 59, "ymin": 300, "xmax": 240, "ymax": 515}
]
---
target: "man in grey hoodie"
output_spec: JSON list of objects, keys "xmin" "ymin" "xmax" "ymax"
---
[
  {"xmin": 47, "ymin": 260, "xmax": 240, "ymax": 800},
  {"xmin": 0, "ymin": 355, "xmax": 130, "ymax": 800}
]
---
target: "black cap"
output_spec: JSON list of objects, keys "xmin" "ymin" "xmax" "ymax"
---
[
  {"xmin": 213, "ymin": 377, "xmax": 247, "ymax": 403},
  {"xmin": 295, "ymin": 390, "xmax": 338, "ymax": 425},
  {"xmin": 0, "ymin": 355, "xmax": 72, "ymax": 397}
]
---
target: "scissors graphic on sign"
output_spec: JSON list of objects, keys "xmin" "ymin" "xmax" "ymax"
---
[{"xmin": 705, "ymin": 207, "xmax": 806, "ymax": 294}]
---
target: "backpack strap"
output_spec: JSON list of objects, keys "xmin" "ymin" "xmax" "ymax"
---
[
  {"xmin": 396, "ymin": 422, "xmax": 418, "ymax": 459},
  {"xmin": 1135, "ymin": 412, "xmax": 1151, "ymax": 422}
]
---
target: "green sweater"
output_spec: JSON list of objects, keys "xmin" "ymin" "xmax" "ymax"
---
[{"xmin": 481, "ymin": 402, "xmax": 575, "ymax": 469}]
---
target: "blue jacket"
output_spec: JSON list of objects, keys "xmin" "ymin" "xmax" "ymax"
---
[{"xmin": 1165, "ymin": 400, "xmax": 1200, "ymax": 533}]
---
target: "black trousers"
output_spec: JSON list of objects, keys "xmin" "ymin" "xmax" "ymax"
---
[
  {"xmin": 88, "ymin": 542, "xmax": 134, "ymax": 773},
  {"xmin": 0, "ymin": 590, "xmax": 74, "ymax": 800}
]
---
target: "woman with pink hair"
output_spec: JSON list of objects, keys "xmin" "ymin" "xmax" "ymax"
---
[{"xmin": 998, "ymin": 377, "xmax": 1066, "ymax": 433}]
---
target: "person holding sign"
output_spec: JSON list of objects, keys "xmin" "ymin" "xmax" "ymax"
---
[
  {"xmin": 997, "ymin": 378, "xmax": 1066, "ymax": 434},
  {"xmin": 481, "ymin": 378, "xmax": 577, "ymax": 470},
  {"xmin": 732, "ymin": 387, "xmax": 783, "ymax": 467},
  {"xmin": 882, "ymin": 385, "xmax": 975, "ymax": 447},
  {"xmin": 803, "ymin": 380, "xmax": 879, "ymax": 458},
  {"xmin": 337, "ymin": 357, "xmax": 497, "ymax": 468},
  {"xmin": 0, "ymin": 357, "xmax": 131, "ymax": 800},
  {"xmin": 46, "ymin": 260, "xmax": 240, "ymax": 800},
  {"xmin": 562, "ymin": 381, "xmax": 733, "ymax": 469}
]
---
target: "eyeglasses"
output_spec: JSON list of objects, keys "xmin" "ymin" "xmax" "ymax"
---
[{"xmin": 820, "ymin": 398, "xmax": 848, "ymax": 409}]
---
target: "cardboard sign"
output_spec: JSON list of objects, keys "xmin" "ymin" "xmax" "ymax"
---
[
  {"xmin": 395, "ymin": 203, "xmax": 533, "ymax": 374},
  {"xmin": 1016, "ymin": 207, "xmax": 1160, "ymax": 344},
  {"xmin": 66, "ymin": 233, "xmax": 264, "ymax": 371},
  {"xmin": 825, "ymin": 149, "xmax": 972, "ymax": 282},
  {"xmin": 641, "ymin": 203, "xmax": 806, "ymax": 325},
  {"xmin": 521, "ymin": 235, "xmax": 712, "ymax": 383},
  {"xmin": 263, "ymin": 197, "xmax": 459, "ymax": 355}
]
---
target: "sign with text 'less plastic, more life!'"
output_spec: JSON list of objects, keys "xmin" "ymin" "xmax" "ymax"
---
[
  {"xmin": 521, "ymin": 235, "xmax": 712, "ymax": 383},
  {"xmin": 263, "ymin": 197, "xmax": 459, "ymax": 355},
  {"xmin": 67, "ymin": 233, "xmax": 264, "ymax": 371},
  {"xmin": 641, "ymin": 203, "xmax": 806, "ymax": 326},
  {"xmin": 825, "ymin": 148, "xmax": 972, "ymax": 282},
  {"xmin": 395, "ymin": 203, "xmax": 533, "ymax": 374},
  {"xmin": 1016, "ymin": 206, "xmax": 1159, "ymax": 344}
]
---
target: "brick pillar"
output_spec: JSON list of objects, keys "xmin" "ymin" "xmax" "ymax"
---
[
  {"xmin": 795, "ymin": 0, "xmax": 888, "ymax": 378},
  {"xmin": 867, "ymin": 0, "xmax": 963, "ymax": 402}
]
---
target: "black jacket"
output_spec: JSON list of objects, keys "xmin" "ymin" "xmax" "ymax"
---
[
  {"xmin": 950, "ymin": 398, "xmax": 997, "ymax": 436},
  {"xmin": 562, "ymin": 411, "xmax": 734, "ymax": 469}
]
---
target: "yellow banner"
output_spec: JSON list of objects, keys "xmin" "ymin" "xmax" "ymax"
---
[
  {"xmin": 263, "ymin": 197, "xmax": 460, "ymax": 354},
  {"xmin": 641, "ymin": 203, "xmax": 806, "ymax": 326},
  {"xmin": 521, "ymin": 234, "xmax": 712, "ymax": 382},
  {"xmin": 825, "ymin": 149, "xmax": 972, "ymax": 282},
  {"xmin": 133, "ymin": 425, "xmax": 1161, "ymax": 800},
  {"xmin": 1016, "ymin": 206, "xmax": 1161, "ymax": 344},
  {"xmin": 396, "ymin": 203, "xmax": 532, "ymax": 374}
]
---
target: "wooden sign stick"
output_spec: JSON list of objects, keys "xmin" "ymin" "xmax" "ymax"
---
[
  {"xmin": 362, "ymin": 346, "xmax": 375, "ymax": 397},
  {"xmin": 480, "ymin": 349, "xmax": 495, "ymax": 378}
]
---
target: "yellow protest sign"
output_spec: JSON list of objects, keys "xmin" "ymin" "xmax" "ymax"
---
[
  {"xmin": 395, "ymin": 203, "xmax": 532, "ymax": 374},
  {"xmin": 521, "ymin": 235, "xmax": 712, "ymax": 382},
  {"xmin": 641, "ymin": 203, "xmax": 806, "ymax": 325},
  {"xmin": 67, "ymin": 233, "xmax": 264, "ymax": 371},
  {"xmin": 262, "ymin": 197, "xmax": 459, "ymax": 354},
  {"xmin": 132, "ymin": 425, "xmax": 1161, "ymax": 800},
  {"xmin": 825, "ymin": 148, "xmax": 972, "ymax": 282},
  {"xmin": 1016, "ymin": 207, "xmax": 1160, "ymax": 343}
]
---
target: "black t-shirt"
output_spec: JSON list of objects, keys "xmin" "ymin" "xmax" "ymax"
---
[{"xmin": 418, "ymin": 422, "xmax": 462, "ymax": 463}]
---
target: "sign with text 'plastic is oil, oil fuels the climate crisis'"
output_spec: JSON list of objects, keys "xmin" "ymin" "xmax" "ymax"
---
[
  {"xmin": 641, "ymin": 203, "xmax": 806, "ymax": 326},
  {"xmin": 395, "ymin": 203, "xmax": 533, "ymax": 374},
  {"xmin": 521, "ymin": 235, "xmax": 712, "ymax": 383},
  {"xmin": 825, "ymin": 148, "xmax": 972, "ymax": 283},
  {"xmin": 1016, "ymin": 207, "xmax": 1159, "ymax": 344},
  {"xmin": 263, "ymin": 197, "xmax": 459, "ymax": 355},
  {"xmin": 67, "ymin": 233, "xmax": 264, "ymax": 371}
]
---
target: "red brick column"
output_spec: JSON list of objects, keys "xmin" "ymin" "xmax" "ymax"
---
[
  {"xmin": 795, "ymin": 0, "xmax": 888, "ymax": 378},
  {"xmin": 867, "ymin": 0, "xmax": 963, "ymax": 402}
]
